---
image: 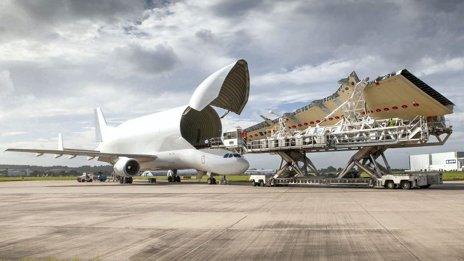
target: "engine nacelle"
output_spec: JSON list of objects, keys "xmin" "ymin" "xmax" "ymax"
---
[{"xmin": 113, "ymin": 157, "xmax": 140, "ymax": 177}]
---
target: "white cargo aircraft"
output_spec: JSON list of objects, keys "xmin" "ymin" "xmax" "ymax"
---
[{"xmin": 6, "ymin": 60, "xmax": 251, "ymax": 184}]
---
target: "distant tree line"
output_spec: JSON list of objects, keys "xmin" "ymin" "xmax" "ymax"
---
[{"xmin": 0, "ymin": 164, "xmax": 113, "ymax": 176}]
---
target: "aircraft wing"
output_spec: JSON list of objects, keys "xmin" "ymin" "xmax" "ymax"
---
[{"xmin": 5, "ymin": 148, "xmax": 157, "ymax": 162}]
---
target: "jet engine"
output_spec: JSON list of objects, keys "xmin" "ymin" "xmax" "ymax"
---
[{"xmin": 113, "ymin": 157, "xmax": 140, "ymax": 177}]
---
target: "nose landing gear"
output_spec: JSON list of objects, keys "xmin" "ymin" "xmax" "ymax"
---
[{"xmin": 220, "ymin": 175, "xmax": 229, "ymax": 185}]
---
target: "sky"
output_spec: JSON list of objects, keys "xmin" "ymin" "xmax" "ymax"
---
[{"xmin": 0, "ymin": 0, "xmax": 463, "ymax": 169}]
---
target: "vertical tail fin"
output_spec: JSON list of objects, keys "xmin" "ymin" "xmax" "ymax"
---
[
  {"xmin": 95, "ymin": 107, "xmax": 108, "ymax": 142},
  {"xmin": 58, "ymin": 133, "xmax": 64, "ymax": 150}
]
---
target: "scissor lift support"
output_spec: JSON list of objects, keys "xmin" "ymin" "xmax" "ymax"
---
[{"xmin": 245, "ymin": 115, "xmax": 451, "ymax": 181}]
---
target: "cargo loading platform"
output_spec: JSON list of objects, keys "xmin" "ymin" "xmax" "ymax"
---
[{"xmin": 215, "ymin": 70, "xmax": 454, "ymax": 188}]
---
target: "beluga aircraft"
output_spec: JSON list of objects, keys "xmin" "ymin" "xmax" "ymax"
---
[{"xmin": 6, "ymin": 59, "xmax": 251, "ymax": 184}]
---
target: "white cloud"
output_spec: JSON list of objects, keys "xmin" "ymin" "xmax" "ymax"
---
[
  {"xmin": 253, "ymin": 56, "xmax": 379, "ymax": 86},
  {"xmin": 417, "ymin": 57, "xmax": 464, "ymax": 76},
  {"xmin": 0, "ymin": 70, "xmax": 14, "ymax": 95},
  {"xmin": 0, "ymin": 131, "xmax": 26, "ymax": 137}
]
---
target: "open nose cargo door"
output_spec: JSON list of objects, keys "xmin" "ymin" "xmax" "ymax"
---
[{"xmin": 188, "ymin": 59, "xmax": 250, "ymax": 115}]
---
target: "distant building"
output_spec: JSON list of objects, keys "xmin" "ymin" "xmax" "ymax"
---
[
  {"xmin": 0, "ymin": 168, "xmax": 31, "ymax": 177},
  {"xmin": 409, "ymin": 152, "xmax": 464, "ymax": 172}
]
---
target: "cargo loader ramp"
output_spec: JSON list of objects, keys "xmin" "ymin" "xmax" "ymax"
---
[{"xmin": 217, "ymin": 75, "xmax": 452, "ymax": 188}]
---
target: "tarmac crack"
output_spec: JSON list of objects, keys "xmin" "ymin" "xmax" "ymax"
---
[
  {"xmin": 175, "ymin": 214, "xmax": 248, "ymax": 259},
  {"xmin": 97, "ymin": 229, "xmax": 178, "ymax": 259},
  {"xmin": 355, "ymin": 199, "xmax": 421, "ymax": 261}
]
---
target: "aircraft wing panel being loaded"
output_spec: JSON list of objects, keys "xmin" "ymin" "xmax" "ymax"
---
[{"xmin": 244, "ymin": 69, "xmax": 454, "ymax": 141}]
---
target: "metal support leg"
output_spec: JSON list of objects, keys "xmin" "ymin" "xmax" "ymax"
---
[
  {"xmin": 303, "ymin": 152, "xmax": 308, "ymax": 176},
  {"xmin": 306, "ymin": 157, "xmax": 319, "ymax": 176},
  {"xmin": 369, "ymin": 155, "xmax": 383, "ymax": 177},
  {"xmin": 274, "ymin": 161, "xmax": 291, "ymax": 178},
  {"xmin": 380, "ymin": 152, "xmax": 391, "ymax": 172},
  {"xmin": 274, "ymin": 150, "xmax": 319, "ymax": 178},
  {"xmin": 339, "ymin": 161, "xmax": 356, "ymax": 178},
  {"xmin": 338, "ymin": 146, "xmax": 387, "ymax": 179},
  {"xmin": 354, "ymin": 161, "xmax": 378, "ymax": 178}
]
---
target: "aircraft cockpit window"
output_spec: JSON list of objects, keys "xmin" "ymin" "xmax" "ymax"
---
[{"xmin": 224, "ymin": 153, "xmax": 241, "ymax": 158}]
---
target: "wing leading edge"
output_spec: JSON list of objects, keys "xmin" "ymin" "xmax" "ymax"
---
[{"xmin": 5, "ymin": 148, "xmax": 157, "ymax": 162}]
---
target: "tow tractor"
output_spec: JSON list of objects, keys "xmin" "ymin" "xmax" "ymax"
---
[{"xmin": 77, "ymin": 172, "xmax": 93, "ymax": 182}]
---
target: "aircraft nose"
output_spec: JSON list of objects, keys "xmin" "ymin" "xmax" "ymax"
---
[{"xmin": 238, "ymin": 158, "xmax": 249, "ymax": 173}]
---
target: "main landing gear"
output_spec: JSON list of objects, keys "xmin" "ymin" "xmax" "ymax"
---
[
  {"xmin": 119, "ymin": 176, "xmax": 133, "ymax": 184},
  {"xmin": 207, "ymin": 177, "xmax": 217, "ymax": 184},
  {"xmin": 206, "ymin": 175, "xmax": 228, "ymax": 185},
  {"xmin": 167, "ymin": 170, "xmax": 181, "ymax": 183},
  {"xmin": 168, "ymin": 175, "xmax": 181, "ymax": 182}
]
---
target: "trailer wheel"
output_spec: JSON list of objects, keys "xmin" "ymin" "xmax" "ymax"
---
[
  {"xmin": 251, "ymin": 180, "xmax": 256, "ymax": 186},
  {"xmin": 401, "ymin": 181, "xmax": 411, "ymax": 190},
  {"xmin": 385, "ymin": 181, "xmax": 396, "ymax": 189},
  {"xmin": 259, "ymin": 180, "xmax": 264, "ymax": 187}
]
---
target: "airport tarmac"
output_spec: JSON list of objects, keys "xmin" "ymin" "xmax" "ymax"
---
[{"xmin": 0, "ymin": 181, "xmax": 463, "ymax": 260}]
